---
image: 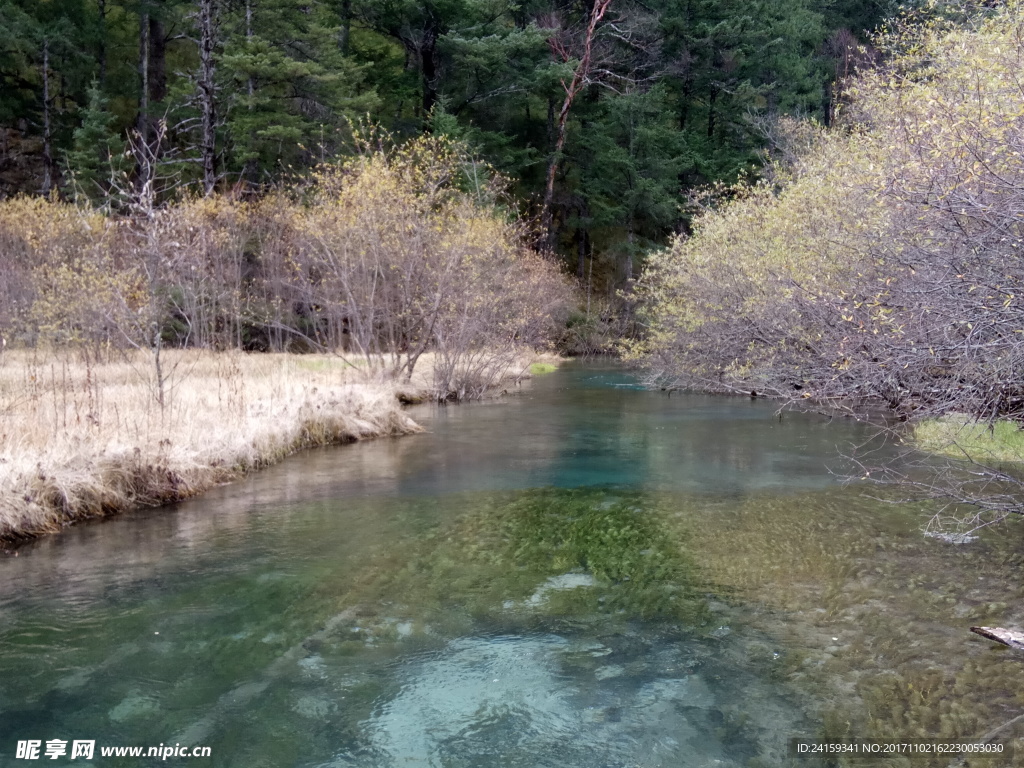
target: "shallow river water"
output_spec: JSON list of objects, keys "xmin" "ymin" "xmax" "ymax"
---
[{"xmin": 3, "ymin": 364, "xmax": 1024, "ymax": 767}]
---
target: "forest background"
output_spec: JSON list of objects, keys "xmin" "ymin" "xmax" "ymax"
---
[{"xmin": 0, "ymin": 0, "xmax": 894, "ymax": 291}]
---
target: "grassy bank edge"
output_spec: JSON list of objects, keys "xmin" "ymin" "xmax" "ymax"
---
[
  {"xmin": 912, "ymin": 415, "xmax": 1024, "ymax": 465},
  {"xmin": 1, "ymin": 351, "xmax": 561, "ymax": 549}
]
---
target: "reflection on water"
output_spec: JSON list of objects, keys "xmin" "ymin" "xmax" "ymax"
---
[{"xmin": 1, "ymin": 363, "xmax": 1023, "ymax": 767}]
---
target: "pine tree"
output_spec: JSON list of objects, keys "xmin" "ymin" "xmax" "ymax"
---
[
  {"xmin": 219, "ymin": 0, "xmax": 379, "ymax": 184},
  {"xmin": 0, "ymin": 1, "xmax": 42, "ymax": 125},
  {"xmin": 64, "ymin": 79, "xmax": 125, "ymax": 204}
]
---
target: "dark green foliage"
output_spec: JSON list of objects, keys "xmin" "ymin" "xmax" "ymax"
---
[
  {"xmin": 0, "ymin": 1, "xmax": 41, "ymax": 124},
  {"xmin": 219, "ymin": 0, "xmax": 379, "ymax": 180},
  {"xmin": 65, "ymin": 80, "xmax": 124, "ymax": 203},
  {"xmin": 0, "ymin": 0, "xmax": 893, "ymax": 282}
]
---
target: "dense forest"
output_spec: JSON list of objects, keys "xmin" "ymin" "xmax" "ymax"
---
[{"xmin": 0, "ymin": 0, "xmax": 893, "ymax": 284}]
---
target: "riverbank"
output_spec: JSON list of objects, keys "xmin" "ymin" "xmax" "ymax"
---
[
  {"xmin": 0, "ymin": 349, "xmax": 553, "ymax": 547},
  {"xmin": 914, "ymin": 415, "xmax": 1024, "ymax": 465}
]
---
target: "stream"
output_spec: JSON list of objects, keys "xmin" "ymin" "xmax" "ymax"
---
[{"xmin": 2, "ymin": 363, "xmax": 1024, "ymax": 767}]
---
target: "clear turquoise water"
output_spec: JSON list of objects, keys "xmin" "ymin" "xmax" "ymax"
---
[{"xmin": 2, "ymin": 364, "xmax": 1023, "ymax": 767}]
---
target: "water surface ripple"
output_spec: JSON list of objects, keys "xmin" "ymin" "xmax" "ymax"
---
[{"xmin": 2, "ymin": 364, "xmax": 1023, "ymax": 767}]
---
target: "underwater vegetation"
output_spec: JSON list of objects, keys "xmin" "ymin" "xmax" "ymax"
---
[
  {"xmin": 300, "ymin": 485, "xmax": 1024, "ymax": 765},
  {"xmin": 318, "ymin": 487, "xmax": 713, "ymax": 633},
  {"xmin": 676, "ymin": 489, "xmax": 1024, "ymax": 766},
  {"xmin": 8, "ymin": 478, "xmax": 1024, "ymax": 766}
]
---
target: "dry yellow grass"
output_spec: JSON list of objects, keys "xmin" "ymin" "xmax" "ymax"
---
[
  {"xmin": 0, "ymin": 348, "xmax": 558, "ymax": 545},
  {"xmin": 0, "ymin": 349, "xmax": 431, "ymax": 545}
]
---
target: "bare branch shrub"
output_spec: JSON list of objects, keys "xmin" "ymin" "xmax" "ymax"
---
[
  {"xmin": 262, "ymin": 134, "xmax": 571, "ymax": 398},
  {"xmin": 0, "ymin": 134, "xmax": 572, "ymax": 404},
  {"xmin": 628, "ymin": 2, "xmax": 1024, "ymax": 530}
]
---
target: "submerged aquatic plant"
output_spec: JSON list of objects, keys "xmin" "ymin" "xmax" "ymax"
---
[
  {"xmin": 310, "ymin": 488, "xmax": 712, "ymax": 637},
  {"xmin": 501, "ymin": 489, "xmax": 710, "ymax": 623}
]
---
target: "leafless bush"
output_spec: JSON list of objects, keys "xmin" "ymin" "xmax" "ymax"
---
[
  {"xmin": 629, "ymin": 3, "xmax": 1024, "ymax": 531},
  {"xmin": 0, "ymin": 135, "xmax": 572, "ymax": 403}
]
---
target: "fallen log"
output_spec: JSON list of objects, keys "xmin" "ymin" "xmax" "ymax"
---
[{"xmin": 970, "ymin": 626, "xmax": 1024, "ymax": 651}]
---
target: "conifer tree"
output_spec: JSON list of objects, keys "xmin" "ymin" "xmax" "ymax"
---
[
  {"xmin": 219, "ymin": 0, "xmax": 378, "ymax": 183},
  {"xmin": 64, "ymin": 79, "xmax": 125, "ymax": 203}
]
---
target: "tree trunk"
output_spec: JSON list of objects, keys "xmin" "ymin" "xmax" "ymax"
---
[
  {"xmin": 136, "ymin": 3, "xmax": 167, "ymax": 188},
  {"xmin": 246, "ymin": 0, "xmax": 254, "ymax": 99},
  {"xmin": 138, "ymin": 7, "xmax": 150, "ymax": 144},
  {"xmin": 576, "ymin": 226, "xmax": 586, "ymax": 279},
  {"xmin": 149, "ymin": 15, "xmax": 167, "ymax": 104},
  {"xmin": 243, "ymin": 0, "xmax": 257, "ymax": 183},
  {"xmin": 546, "ymin": 96, "xmax": 554, "ymax": 146},
  {"xmin": 97, "ymin": 0, "xmax": 107, "ymax": 84},
  {"xmin": 421, "ymin": 32, "xmax": 439, "ymax": 118},
  {"xmin": 541, "ymin": 90, "xmax": 572, "ymax": 248},
  {"xmin": 678, "ymin": 77, "xmax": 692, "ymax": 130},
  {"xmin": 707, "ymin": 85, "xmax": 717, "ymax": 140},
  {"xmin": 625, "ymin": 228, "xmax": 634, "ymax": 281},
  {"xmin": 41, "ymin": 39, "xmax": 54, "ymax": 196},
  {"xmin": 338, "ymin": 0, "xmax": 352, "ymax": 55},
  {"xmin": 198, "ymin": 0, "xmax": 218, "ymax": 194},
  {"xmin": 541, "ymin": 0, "xmax": 613, "ymax": 250}
]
